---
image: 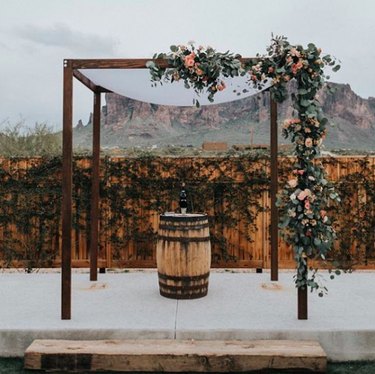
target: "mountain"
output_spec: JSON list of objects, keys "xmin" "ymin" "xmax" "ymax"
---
[{"xmin": 74, "ymin": 83, "xmax": 375, "ymax": 151}]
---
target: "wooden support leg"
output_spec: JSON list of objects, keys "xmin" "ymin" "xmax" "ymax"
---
[
  {"xmin": 270, "ymin": 98, "xmax": 278, "ymax": 281},
  {"xmin": 298, "ymin": 286, "xmax": 308, "ymax": 320},
  {"xmin": 90, "ymin": 92, "xmax": 101, "ymax": 281},
  {"xmin": 61, "ymin": 60, "xmax": 73, "ymax": 320}
]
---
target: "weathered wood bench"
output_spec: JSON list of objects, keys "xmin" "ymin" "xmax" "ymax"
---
[{"xmin": 25, "ymin": 339, "xmax": 327, "ymax": 372}]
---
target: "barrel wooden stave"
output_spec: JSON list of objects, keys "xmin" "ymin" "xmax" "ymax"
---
[{"xmin": 156, "ymin": 214, "xmax": 211, "ymax": 299}]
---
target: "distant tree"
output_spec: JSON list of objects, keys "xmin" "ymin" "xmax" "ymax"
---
[{"xmin": 0, "ymin": 121, "xmax": 61, "ymax": 157}]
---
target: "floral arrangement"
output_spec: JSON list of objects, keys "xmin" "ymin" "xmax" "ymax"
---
[
  {"xmin": 147, "ymin": 43, "xmax": 244, "ymax": 107},
  {"xmin": 147, "ymin": 36, "xmax": 341, "ymax": 295}
]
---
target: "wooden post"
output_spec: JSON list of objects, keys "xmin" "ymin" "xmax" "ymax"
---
[
  {"xmin": 270, "ymin": 98, "xmax": 278, "ymax": 281},
  {"xmin": 298, "ymin": 287, "xmax": 308, "ymax": 320},
  {"xmin": 90, "ymin": 92, "xmax": 101, "ymax": 281},
  {"xmin": 62, "ymin": 60, "xmax": 73, "ymax": 320},
  {"xmin": 298, "ymin": 259, "xmax": 308, "ymax": 319},
  {"xmin": 298, "ymin": 286, "xmax": 308, "ymax": 320}
]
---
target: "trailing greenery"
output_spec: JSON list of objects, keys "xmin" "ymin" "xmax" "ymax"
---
[
  {"xmin": 102, "ymin": 154, "xmax": 269, "ymax": 263},
  {"xmin": 0, "ymin": 156, "xmax": 373, "ymax": 276},
  {"xmin": 0, "ymin": 156, "xmax": 62, "ymax": 271},
  {"xmin": 148, "ymin": 36, "xmax": 342, "ymax": 295}
]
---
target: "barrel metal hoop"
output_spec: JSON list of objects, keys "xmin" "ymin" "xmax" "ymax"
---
[
  {"xmin": 159, "ymin": 289, "xmax": 208, "ymax": 299},
  {"xmin": 157, "ymin": 235, "xmax": 210, "ymax": 243},
  {"xmin": 160, "ymin": 214, "xmax": 207, "ymax": 223},
  {"xmin": 159, "ymin": 282, "xmax": 208, "ymax": 292},
  {"xmin": 158, "ymin": 223, "xmax": 209, "ymax": 231},
  {"xmin": 158, "ymin": 272, "xmax": 210, "ymax": 282}
]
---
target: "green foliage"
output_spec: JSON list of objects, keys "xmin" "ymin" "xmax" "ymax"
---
[
  {"xmin": 101, "ymin": 154, "xmax": 269, "ymax": 263},
  {"xmin": 0, "ymin": 157, "xmax": 62, "ymax": 270},
  {"xmin": 0, "ymin": 121, "xmax": 61, "ymax": 157},
  {"xmin": 0, "ymin": 156, "xmax": 373, "ymax": 274},
  {"xmin": 328, "ymin": 158, "xmax": 375, "ymax": 269}
]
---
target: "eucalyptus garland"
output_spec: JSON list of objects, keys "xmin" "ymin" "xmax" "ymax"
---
[{"xmin": 148, "ymin": 36, "xmax": 341, "ymax": 294}]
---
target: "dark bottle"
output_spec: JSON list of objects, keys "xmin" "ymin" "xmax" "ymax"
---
[{"xmin": 179, "ymin": 183, "xmax": 188, "ymax": 214}]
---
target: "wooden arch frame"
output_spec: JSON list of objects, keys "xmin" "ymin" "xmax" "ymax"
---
[{"xmin": 61, "ymin": 58, "xmax": 279, "ymax": 320}]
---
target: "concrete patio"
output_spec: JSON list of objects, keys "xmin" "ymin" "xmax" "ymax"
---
[{"xmin": 1, "ymin": 269, "xmax": 374, "ymax": 361}]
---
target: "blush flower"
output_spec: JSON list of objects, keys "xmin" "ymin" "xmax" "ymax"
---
[
  {"xmin": 288, "ymin": 209, "xmax": 297, "ymax": 217},
  {"xmin": 291, "ymin": 60, "xmax": 304, "ymax": 75},
  {"xmin": 184, "ymin": 52, "xmax": 196, "ymax": 68},
  {"xmin": 298, "ymin": 189, "xmax": 311, "ymax": 201},
  {"xmin": 288, "ymin": 179, "xmax": 298, "ymax": 188},
  {"xmin": 305, "ymin": 138, "xmax": 313, "ymax": 147},
  {"xmin": 293, "ymin": 169, "xmax": 305, "ymax": 175},
  {"xmin": 290, "ymin": 47, "xmax": 301, "ymax": 57},
  {"xmin": 320, "ymin": 210, "xmax": 328, "ymax": 222},
  {"xmin": 217, "ymin": 81, "xmax": 226, "ymax": 91}
]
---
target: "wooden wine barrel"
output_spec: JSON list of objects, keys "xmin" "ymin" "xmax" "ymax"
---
[{"xmin": 156, "ymin": 213, "xmax": 211, "ymax": 299}]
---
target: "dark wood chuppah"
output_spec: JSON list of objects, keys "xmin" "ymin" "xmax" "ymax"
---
[{"xmin": 61, "ymin": 58, "xmax": 287, "ymax": 320}]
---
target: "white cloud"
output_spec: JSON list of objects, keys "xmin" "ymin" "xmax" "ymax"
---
[{"xmin": 14, "ymin": 23, "xmax": 118, "ymax": 56}]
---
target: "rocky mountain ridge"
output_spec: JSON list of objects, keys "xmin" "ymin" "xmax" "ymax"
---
[{"xmin": 74, "ymin": 83, "xmax": 375, "ymax": 151}]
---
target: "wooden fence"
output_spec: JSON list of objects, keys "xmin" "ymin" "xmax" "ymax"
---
[{"xmin": 0, "ymin": 156, "xmax": 374, "ymax": 269}]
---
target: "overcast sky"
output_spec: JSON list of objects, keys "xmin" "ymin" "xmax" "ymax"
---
[{"xmin": 0, "ymin": 0, "xmax": 374, "ymax": 130}]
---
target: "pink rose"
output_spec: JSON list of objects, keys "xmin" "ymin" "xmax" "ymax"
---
[
  {"xmin": 298, "ymin": 190, "xmax": 308, "ymax": 201},
  {"xmin": 291, "ymin": 60, "xmax": 304, "ymax": 75},
  {"xmin": 184, "ymin": 52, "xmax": 196, "ymax": 68},
  {"xmin": 304, "ymin": 199, "xmax": 310, "ymax": 209},
  {"xmin": 288, "ymin": 179, "xmax": 298, "ymax": 188},
  {"xmin": 298, "ymin": 189, "xmax": 311, "ymax": 201},
  {"xmin": 184, "ymin": 58, "xmax": 195, "ymax": 68},
  {"xmin": 305, "ymin": 138, "xmax": 313, "ymax": 147},
  {"xmin": 290, "ymin": 48, "xmax": 301, "ymax": 58},
  {"xmin": 292, "ymin": 169, "xmax": 305, "ymax": 175}
]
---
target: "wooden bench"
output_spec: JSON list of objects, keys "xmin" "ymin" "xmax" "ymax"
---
[{"xmin": 25, "ymin": 339, "xmax": 327, "ymax": 372}]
